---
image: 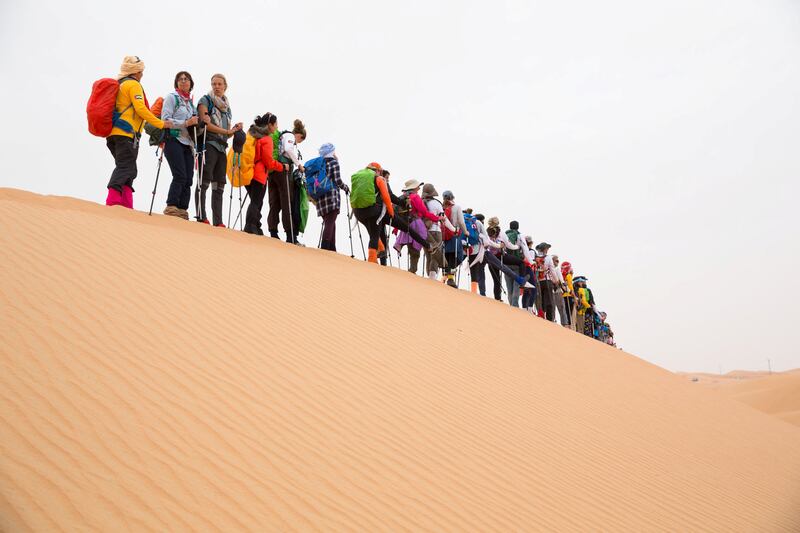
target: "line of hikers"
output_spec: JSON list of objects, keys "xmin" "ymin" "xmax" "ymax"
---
[{"xmin": 88, "ymin": 56, "xmax": 615, "ymax": 344}]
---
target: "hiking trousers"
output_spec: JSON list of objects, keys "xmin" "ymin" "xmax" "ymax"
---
[
  {"xmin": 424, "ymin": 230, "xmax": 444, "ymax": 276},
  {"xmin": 268, "ymin": 170, "xmax": 295, "ymax": 241},
  {"xmin": 554, "ymin": 287, "xmax": 569, "ymax": 326},
  {"xmin": 106, "ymin": 135, "xmax": 140, "ymax": 192},
  {"xmin": 353, "ymin": 204, "xmax": 387, "ymax": 251},
  {"xmin": 504, "ymin": 265, "xmax": 520, "ymax": 307},
  {"xmin": 198, "ymin": 146, "xmax": 226, "ymax": 225},
  {"xmin": 540, "ymin": 280, "xmax": 556, "ymax": 321},
  {"xmin": 488, "ymin": 261, "xmax": 503, "ymax": 300},
  {"xmin": 244, "ymin": 180, "xmax": 267, "ymax": 235},
  {"xmin": 320, "ymin": 210, "xmax": 339, "ymax": 251},
  {"xmin": 164, "ymin": 137, "xmax": 194, "ymax": 210}
]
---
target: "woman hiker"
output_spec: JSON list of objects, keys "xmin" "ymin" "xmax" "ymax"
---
[
  {"xmin": 351, "ymin": 163, "xmax": 395, "ymax": 264},
  {"xmin": 394, "ymin": 179, "xmax": 438, "ymax": 273},
  {"xmin": 195, "ymin": 73, "xmax": 243, "ymax": 226},
  {"xmin": 313, "ymin": 143, "xmax": 349, "ymax": 251},
  {"xmin": 268, "ymin": 120, "xmax": 306, "ymax": 243},
  {"xmin": 161, "ymin": 71, "xmax": 199, "ymax": 219},
  {"xmin": 243, "ymin": 113, "xmax": 289, "ymax": 235},
  {"xmin": 105, "ymin": 56, "xmax": 173, "ymax": 209},
  {"xmin": 420, "ymin": 183, "xmax": 446, "ymax": 280}
]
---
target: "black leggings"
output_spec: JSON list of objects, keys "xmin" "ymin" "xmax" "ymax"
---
[
  {"xmin": 470, "ymin": 251, "xmax": 520, "ymax": 284},
  {"xmin": 353, "ymin": 204, "xmax": 386, "ymax": 250},
  {"xmin": 488, "ymin": 263, "xmax": 503, "ymax": 300},
  {"xmin": 389, "ymin": 212, "xmax": 426, "ymax": 246}
]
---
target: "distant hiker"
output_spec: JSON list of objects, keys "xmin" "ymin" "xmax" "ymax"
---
[
  {"xmin": 160, "ymin": 71, "xmax": 199, "ymax": 219},
  {"xmin": 442, "ymin": 190, "xmax": 468, "ymax": 288},
  {"xmin": 486, "ymin": 219, "xmax": 505, "ymax": 300},
  {"xmin": 521, "ymin": 236, "xmax": 538, "ymax": 312},
  {"xmin": 383, "ymin": 172, "xmax": 428, "ymax": 259},
  {"xmin": 535, "ymin": 242, "xmax": 557, "ymax": 321},
  {"xmin": 560, "ymin": 260, "xmax": 577, "ymax": 330},
  {"xmin": 466, "ymin": 210, "xmax": 531, "ymax": 295},
  {"xmin": 243, "ymin": 113, "xmax": 289, "ymax": 235},
  {"xmin": 103, "ymin": 56, "xmax": 173, "ymax": 209},
  {"xmin": 268, "ymin": 120, "xmax": 306, "ymax": 243},
  {"xmin": 504, "ymin": 221, "xmax": 523, "ymax": 307},
  {"xmin": 195, "ymin": 73, "xmax": 242, "ymax": 226},
  {"xmin": 350, "ymin": 163, "xmax": 395, "ymax": 264},
  {"xmin": 574, "ymin": 276, "xmax": 594, "ymax": 336},
  {"xmin": 311, "ymin": 143, "xmax": 349, "ymax": 251},
  {"xmin": 420, "ymin": 183, "xmax": 445, "ymax": 280},
  {"xmin": 552, "ymin": 255, "xmax": 570, "ymax": 328},
  {"xmin": 394, "ymin": 179, "xmax": 437, "ymax": 273}
]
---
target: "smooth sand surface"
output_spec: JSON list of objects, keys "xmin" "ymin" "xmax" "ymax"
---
[
  {"xmin": 2, "ymin": 188, "xmax": 800, "ymax": 532},
  {"xmin": 685, "ymin": 371, "xmax": 800, "ymax": 427}
]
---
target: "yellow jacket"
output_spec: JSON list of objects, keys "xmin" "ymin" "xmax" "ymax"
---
[
  {"xmin": 563, "ymin": 272, "xmax": 574, "ymax": 297},
  {"xmin": 111, "ymin": 78, "xmax": 164, "ymax": 138},
  {"xmin": 577, "ymin": 287, "xmax": 591, "ymax": 315}
]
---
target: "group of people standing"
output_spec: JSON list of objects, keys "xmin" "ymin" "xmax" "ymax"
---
[{"xmin": 99, "ymin": 56, "xmax": 615, "ymax": 345}]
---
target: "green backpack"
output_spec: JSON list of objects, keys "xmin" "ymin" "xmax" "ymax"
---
[
  {"xmin": 506, "ymin": 229, "xmax": 523, "ymax": 259},
  {"xmin": 350, "ymin": 168, "xmax": 377, "ymax": 209},
  {"xmin": 271, "ymin": 130, "xmax": 292, "ymax": 165}
]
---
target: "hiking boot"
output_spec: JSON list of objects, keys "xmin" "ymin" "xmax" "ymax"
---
[
  {"xmin": 446, "ymin": 278, "xmax": 458, "ymax": 288},
  {"xmin": 214, "ymin": 223, "xmax": 226, "ymax": 228},
  {"xmin": 198, "ymin": 219, "xmax": 210, "ymax": 225},
  {"xmin": 269, "ymin": 231, "xmax": 280, "ymax": 239},
  {"xmin": 163, "ymin": 205, "xmax": 179, "ymax": 217},
  {"xmin": 177, "ymin": 208, "xmax": 190, "ymax": 220}
]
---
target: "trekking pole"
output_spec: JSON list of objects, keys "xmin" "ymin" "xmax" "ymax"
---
[
  {"xmin": 232, "ymin": 189, "xmax": 250, "ymax": 229},
  {"xmin": 386, "ymin": 227, "xmax": 393, "ymax": 267},
  {"xmin": 285, "ymin": 163, "xmax": 295, "ymax": 243},
  {"xmin": 228, "ymin": 154, "xmax": 238, "ymax": 228},
  {"xmin": 345, "ymin": 192, "xmax": 355, "ymax": 259},
  {"xmin": 318, "ymin": 219, "xmax": 324, "ymax": 249},
  {"xmin": 192, "ymin": 128, "xmax": 200, "ymax": 219},
  {"xmin": 148, "ymin": 144, "xmax": 164, "ymax": 216}
]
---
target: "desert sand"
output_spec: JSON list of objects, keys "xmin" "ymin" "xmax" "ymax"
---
[
  {"xmin": 685, "ymin": 370, "xmax": 800, "ymax": 428},
  {"xmin": 2, "ymin": 188, "xmax": 799, "ymax": 532}
]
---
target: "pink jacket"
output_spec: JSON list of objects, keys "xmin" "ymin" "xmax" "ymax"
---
[{"xmin": 409, "ymin": 193, "xmax": 439, "ymax": 222}]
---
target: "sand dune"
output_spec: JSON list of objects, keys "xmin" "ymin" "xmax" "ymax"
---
[{"xmin": 2, "ymin": 188, "xmax": 800, "ymax": 532}]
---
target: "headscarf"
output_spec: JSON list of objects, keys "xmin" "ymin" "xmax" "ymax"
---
[
  {"xmin": 319, "ymin": 143, "xmax": 336, "ymax": 158},
  {"xmin": 117, "ymin": 55, "xmax": 144, "ymax": 80}
]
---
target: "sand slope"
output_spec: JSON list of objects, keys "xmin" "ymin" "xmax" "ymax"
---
[
  {"xmin": 2, "ymin": 189, "xmax": 800, "ymax": 532},
  {"xmin": 683, "ymin": 370, "xmax": 800, "ymax": 427}
]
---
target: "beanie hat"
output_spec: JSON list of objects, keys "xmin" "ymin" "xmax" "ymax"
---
[
  {"xmin": 510, "ymin": 220, "xmax": 519, "ymax": 230},
  {"xmin": 319, "ymin": 143, "xmax": 336, "ymax": 158},
  {"xmin": 117, "ymin": 55, "xmax": 145, "ymax": 80}
]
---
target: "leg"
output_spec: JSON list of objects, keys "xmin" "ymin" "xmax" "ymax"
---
[
  {"xmin": 244, "ymin": 181, "xmax": 266, "ymax": 234},
  {"xmin": 106, "ymin": 135, "xmax": 139, "ymax": 201},
  {"xmin": 209, "ymin": 148, "xmax": 227, "ymax": 226},
  {"xmin": 469, "ymin": 254, "xmax": 481, "ymax": 293},
  {"xmin": 409, "ymin": 248, "xmax": 420, "ymax": 273},
  {"xmin": 280, "ymin": 170, "xmax": 295, "ymax": 242},
  {"xmin": 267, "ymin": 174, "xmax": 282, "ymax": 237},
  {"xmin": 321, "ymin": 210, "xmax": 338, "ymax": 251},
  {"xmin": 489, "ymin": 263, "xmax": 502, "ymax": 300}
]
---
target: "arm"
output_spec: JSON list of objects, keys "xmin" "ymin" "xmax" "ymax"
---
[
  {"xmin": 497, "ymin": 232, "xmax": 519, "ymax": 250},
  {"xmin": 129, "ymin": 82, "xmax": 164, "ymax": 128},
  {"xmin": 375, "ymin": 177, "xmax": 395, "ymax": 217},
  {"xmin": 519, "ymin": 236, "xmax": 535, "ymax": 264},
  {"xmin": 410, "ymin": 195, "xmax": 438, "ymax": 222},
  {"xmin": 263, "ymin": 136, "xmax": 285, "ymax": 173},
  {"xmin": 197, "ymin": 98, "xmax": 231, "ymax": 135},
  {"xmin": 328, "ymin": 159, "xmax": 346, "ymax": 190}
]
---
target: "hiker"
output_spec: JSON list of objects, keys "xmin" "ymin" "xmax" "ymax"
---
[
  {"xmin": 350, "ymin": 163, "xmax": 395, "ymax": 264},
  {"xmin": 383, "ymin": 171, "xmax": 427, "ymax": 250},
  {"xmin": 394, "ymin": 179, "xmax": 437, "ymax": 273},
  {"xmin": 420, "ymin": 183, "xmax": 446, "ymax": 280},
  {"xmin": 195, "ymin": 73, "xmax": 242, "ymax": 226},
  {"xmin": 312, "ymin": 143, "xmax": 349, "ymax": 251},
  {"xmin": 105, "ymin": 56, "xmax": 173, "ymax": 208},
  {"xmin": 243, "ymin": 113, "xmax": 289, "ymax": 235},
  {"xmin": 442, "ymin": 190, "xmax": 468, "ymax": 288},
  {"xmin": 465, "ymin": 210, "xmax": 531, "ymax": 295},
  {"xmin": 552, "ymin": 255, "xmax": 570, "ymax": 328},
  {"xmin": 160, "ymin": 71, "xmax": 199, "ymax": 219},
  {"xmin": 520, "ymin": 236, "xmax": 538, "ymax": 312},
  {"xmin": 504, "ymin": 221, "xmax": 524, "ymax": 307},
  {"xmin": 268, "ymin": 120, "xmax": 306, "ymax": 243},
  {"xmin": 574, "ymin": 276, "xmax": 594, "ymax": 337},
  {"xmin": 535, "ymin": 242, "xmax": 557, "ymax": 321},
  {"xmin": 560, "ymin": 260, "xmax": 577, "ymax": 330}
]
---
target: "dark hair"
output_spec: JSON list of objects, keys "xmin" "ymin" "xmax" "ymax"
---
[
  {"xmin": 293, "ymin": 119, "xmax": 307, "ymax": 139},
  {"xmin": 475, "ymin": 214, "xmax": 485, "ymax": 222},
  {"xmin": 254, "ymin": 112, "xmax": 278, "ymax": 128},
  {"xmin": 487, "ymin": 226, "xmax": 500, "ymax": 238},
  {"xmin": 464, "ymin": 208, "xmax": 473, "ymax": 214},
  {"xmin": 510, "ymin": 220, "xmax": 519, "ymax": 230},
  {"xmin": 381, "ymin": 170, "xmax": 391, "ymax": 178},
  {"xmin": 174, "ymin": 71, "xmax": 194, "ymax": 91}
]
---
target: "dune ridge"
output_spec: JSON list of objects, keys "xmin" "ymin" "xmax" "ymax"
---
[{"xmin": 2, "ymin": 188, "xmax": 800, "ymax": 531}]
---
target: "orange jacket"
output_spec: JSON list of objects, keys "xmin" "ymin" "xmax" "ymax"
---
[
  {"xmin": 375, "ymin": 177, "xmax": 395, "ymax": 218},
  {"xmin": 252, "ymin": 135, "xmax": 284, "ymax": 185}
]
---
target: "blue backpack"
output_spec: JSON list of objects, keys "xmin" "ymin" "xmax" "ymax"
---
[
  {"xmin": 463, "ymin": 213, "xmax": 480, "ymax": 246},
  {"xmin": 304, "ymin": 157, "xmax": 335, "ymax": 200}
]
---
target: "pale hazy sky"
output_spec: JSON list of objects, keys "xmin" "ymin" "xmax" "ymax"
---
[{"xmin": 1, "ymin": 0, "xmax": 798, "ymax": 373}]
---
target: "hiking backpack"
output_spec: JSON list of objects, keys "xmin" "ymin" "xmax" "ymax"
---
[
  {"xmin": 442, "ymin": 206, "xmax": 457, "ymax": 241},
  {"xmin": 226, "ymin": 134, "xmax": 257, "ymax": 187},
  {"xmin": 350, "ymin": 168, "xmax": 378, "ymax": 209},
  {"xmin": 462, "ymin": 213, "xmax": 480, "ymax": 246},
  {"xmin": 304, "ymin": 157, "xmax": 336, "ymax": 200},
  {"xmin": 505, "ymin": 229, "xmax": 523, "ymax": 259},
  {"xmin": 86, "ymin": 78, "xmax": 128, "ymax": 137},
  {"xmin": 143, "ymin": 94, "xmax": 182, "ymax": 146},
  {"xmin": 271, "ymin": 130, "xmax": 293, "ymax": 166}
]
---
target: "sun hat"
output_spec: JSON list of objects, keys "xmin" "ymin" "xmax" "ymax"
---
[
  {"xmin": 117, "ymin": 55, "xmax": 145, "ymax": 80},
  {"xmin": 403, "ymin": 179, "xmax": 422, "ymax": 191}
]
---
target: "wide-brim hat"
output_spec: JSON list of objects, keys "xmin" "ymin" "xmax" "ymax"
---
[
  {"xmin": 421, "ymin": 183, "xmax": 438, "ymax": 197},
  {"xmin": 402, "ymin": 179, "xmax": 422, "ymax": 191}
]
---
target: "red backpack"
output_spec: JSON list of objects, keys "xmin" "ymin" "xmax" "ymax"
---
[
  {"xmin": 442, "ymin": 205, "xmax": 457, "ymax": 241},
  {"xmin": 86, "ymin": 78, "xmax": 124, "ymax": 137}
]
